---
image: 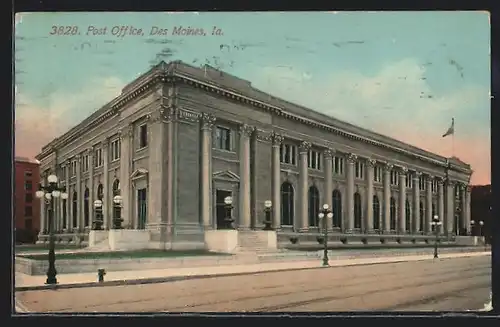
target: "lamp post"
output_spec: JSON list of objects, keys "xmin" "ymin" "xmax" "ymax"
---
[
  {"xmin": 92, "ymin": 199, "xmax": 103, "ymax": 230},
  {"xmin": 223, "ymin": 196, "xmax": 235, "ymax": 229},
  {"xmin": 318, "ymin": 204, "xmax": 333, "ymax": 267},
  {"xmin": 263, "ymin": 200, "xmax": 273, "ymax": 230},
  {"xmin": 455, "ymin": 206, "xmax": 461, "ymax": 236},
  {"xmin": 112, "ymin": 195, "xmax": 123, "ymax": 229},
  {"xmin": 479, "ymin": 220, "xmax": 486, "ymax": 251},
  {"xmin": 430, "ymin": 215, "xmax": 442, "ymax": 259},
  {"xmin": 35, "ymin": 174, "xmax": 68, "ymax": 285}
]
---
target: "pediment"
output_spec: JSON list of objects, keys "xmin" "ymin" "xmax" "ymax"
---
[
  {"xmin": 130, "ymin": 168, "xmax": 149, "ymax": 180},
  {"xmin": 213, "ymin": 170, "xmax": 240, "ymax": 183}
]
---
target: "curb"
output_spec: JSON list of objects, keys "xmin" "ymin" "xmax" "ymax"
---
[{"xmin": 15, "ymin": 252, "xmax": 489, "ymax": 292}]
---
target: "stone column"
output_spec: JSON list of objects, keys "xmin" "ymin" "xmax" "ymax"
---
[
  {"xmin": 271, "ymin": 132, "xmax": 283, "ymax": 229},
  {"xmin": 323, "ymin": 149, "xmax": 334, "ymax": 230},
  {"xmin": 445, "ymin": 181, "xmax": 454, "ymax": 235},
  {"xmin": 460, "ymin": 184, "xmax": 467, "ymax": 233},
  {"xmin": 383, "ymin": 163, "xmax": 392, "ymax": 233},
  {"xmin": 465, "ymin": 186, "xmax": 472, "ymax": 234},
  {"xmin": 65, "ymin": 160, "xmax": 71, "ymax": 231},
  {"xmin": 200, "ymin": 113, "xmax": 216, "ymax": 228},
  {"xmin": 238, "ymin": 124, "xmax": 253, "ymax": 229},
  {"xmin": 39, "ymin": 173, "xmax": 46, "ymax": 234},
  {"xmin": 298, "ymin": 141, "xmax": 311, "ymax": 232},
  {"xmin": 346, "ymin": 153, "xmax": 357, "ymax": 232},
  {"xmin": 398, "ymin": 167, "xmax": 407, "ymax": 233},
  {"xmin": 102, "ymin": 138, "xmax": 110, "ymax": 229},
  {"xmin": 425, "ymin": 176, "xmax": 432, "ymax": 234},
  {"xmin": 365, "ymin": 159, "xmax": 376, "ymax": 233},
  {"xmin": 437, "ymin": 178, "xmax": 445, "ymax": 235},
  {"xmin": 75, "ymin": 155, "xmax": 82, "ymax": 232},
  {"xmin": 87, "ymin": 148, "xmax": 94, "ymax": 229},
  {"xmin": 118, "ymin": 127, "xmax": 132, "ymax": 228},
  {"xmin": 412, "ymin": 172, "xmax": 421, "ymax": 234}
]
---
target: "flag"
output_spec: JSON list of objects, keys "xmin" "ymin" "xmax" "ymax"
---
[{"xmin": 442, "ymin": 118, "xmax": 454, "ymax": 138}]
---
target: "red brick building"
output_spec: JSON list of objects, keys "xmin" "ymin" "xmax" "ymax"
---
[{"xmin": 14, "ymin": 156, "xmax": 41, "ymax": 243}]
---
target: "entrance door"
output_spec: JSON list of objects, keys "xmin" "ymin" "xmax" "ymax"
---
[
  {"xmin": 137, "ymin": 188, "xmax": 147, "ymax": 230},
  {"xmin": 216, "ymin": 190, "xmax": 232, "ymax": 230}
]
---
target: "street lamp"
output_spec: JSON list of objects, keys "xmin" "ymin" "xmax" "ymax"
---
[
  {"xmin": 263, "ymin": 200, "xmax": 273, "ymax": 230},
  {"xmin": 92, "ymin": 199, "xmax": 103, "ymax": 230},
  {"xmin": 35, "ymin": 174, "xmax": 68, "ymax": 285},
  {"xmin": 455, "ymin": 206, "xmax": 461, "ymax": 236},
  {"xmin": 112, "ymin": 195, "xmax": 123, "ymax": 229},
  {"xmin": 223, "ymin": 196, "xmax": 235, "ymax": 229},
  {"xmin": 430, "ymin": 215, "xmax": 442, "ymax": 259},
  {"xmin": 318, "ymin": 204, "xmax": 334, "ymax": 267}
]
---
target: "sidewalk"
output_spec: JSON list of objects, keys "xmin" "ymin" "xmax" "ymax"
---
[{"xmin": 15, "ymin": 251, "xmax": 490, "ymax": 292}]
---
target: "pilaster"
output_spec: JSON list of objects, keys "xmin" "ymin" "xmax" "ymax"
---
[
  {"xmin": 102, "ymin": 137, "xmax": 110, "ymax": 229},
  {"xmin": 200, "ymin": 112, "xmax": 216, "ymax": 229},
  {"xmin": 271, "ymin": 132, "xmax": 284, "ymax": 229},
  {"xmin": 118, "ymin": 126, "xmax": 131, "ymax": 228},
  {"xmin": 412, "ymin": 171, "xmax": 421, "ymax": 234},
  {"xmin": 87, "ymin": 147, "xmax": 94, "ymax": 230},
  {"xmin": 437, "ymin": 178, "xmax": 445, "ymax": 235},
  {"xmin": 65, "ymin": 159, "xmax": 72, "ymax": 231},
  {"xmin": 460, "ymin": 183, "xmax": 467, "ymax": 232},
  {"xmin": 298, "ymin": 141, "xmax": 311, "ymax": 232},
  {"xmin": 75, "ymin": 154, "xmax": 82, "ymax": 232},
  {"xmin": 445, "ymin": 180, "xmax": 455, "ymax": 235},
  {"xmin": 425, "ymin": 175, "xmax": 432, "ymax": 234},
  {"xmin": 465, "ymin": 185, "xmax": 472, "ymax": 234}
]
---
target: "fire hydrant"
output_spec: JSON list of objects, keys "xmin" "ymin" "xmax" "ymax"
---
[{"xmin": 97, "ymin": 269, "xmax": 106, "ymax": 283}]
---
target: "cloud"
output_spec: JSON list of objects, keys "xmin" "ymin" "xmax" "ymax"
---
[
  {"xmin": 250, "ymin": 58, "xmax": 490, "ymax": 184},
  {"xmin": 15, "ymin": 77, "xmax": 124, "ymax": 158}
]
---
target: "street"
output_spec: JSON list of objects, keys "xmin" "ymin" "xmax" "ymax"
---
[{"xmin": 16, "ymin": 255, "xmax": 490, "ymax": 312}]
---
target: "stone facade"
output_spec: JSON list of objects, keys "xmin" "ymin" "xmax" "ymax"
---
[{"xmin": 35, "ymin": 60, "xmax": 473, "ymax": 249}]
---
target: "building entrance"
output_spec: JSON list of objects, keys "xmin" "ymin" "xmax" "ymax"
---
[{"xmin": 216, "ymin": 190, "xmax": 232, "ymax": 229}]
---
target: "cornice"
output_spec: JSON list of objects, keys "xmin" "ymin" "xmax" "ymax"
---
[{"xmin": 36, "ymin": 61, "xmax": 472, "ymax": 177}]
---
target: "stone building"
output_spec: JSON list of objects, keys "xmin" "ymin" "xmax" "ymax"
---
[{"xmin": 35, "ymin": 60, "xmax": 473, "ymax": 248}]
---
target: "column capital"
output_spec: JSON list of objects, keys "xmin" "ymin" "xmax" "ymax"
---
[
  {"xmin": 436, "ymin": 177, "xmax": 444, "ymax": 185},
  {"xmin": 66, "ymin": 158, "xmax": 72, "ymax": 166},
  {"xmin": 323, "ymin": 148, "xmax": 335, "ymax": 159},
  {"xmin": 101, "ymin": 136, "xmax": 111, "ymax": 146},
  {"xmin": 85, "ymin": 147, "xmax": 94, "ymax": 155},
  {"xmin": 466, "ymin": 185, "xmax": 472, "ymax": 193},
  {"xmin": 271, "ymin": 131, "xmax": 284, "ymax": 146},
  {"xmin": 200, "ymin": 112, "xmax": 216, "ymax": 130},
  {"xmin": 383, "ymin": 162, "xmax": 393, "ymax": 172},
  {"xmin": 367, "ymin": 158, "xmax": 377, "ymax": 167},
  {"xmin": 347, "ymin": 153, "xmax": 358, "ymax": 164},
  {"xmin": 74, "ymin": 154, "xmax": 81, "ymax": 162},
  {"xmin": 150, "ymin": 105, "xmax": 175, "ymax": 123},
  {"xmin": 239, "ymin": 124, "xmax": 255, "ymax": 137},
  {"xmin": 397, "ymin": 166, "xmax": 408, "ymax": 175},
  {"xmin": 299, "ymin": 141, "xmax": 312, "ymax": 153},
  {"xmin": 412, "ymin": 171, "xmax": 422, "ymax": 180}
]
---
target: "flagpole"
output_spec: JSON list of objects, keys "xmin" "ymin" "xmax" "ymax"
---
[{"xmin": 452, "ymin": 132, "xmax": 455, "ymax": 157}]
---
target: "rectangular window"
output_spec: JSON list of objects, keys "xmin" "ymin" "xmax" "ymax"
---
[
  {"xmin": 71, "ymin": 161, "xmax": 77, "ymax": 176},
  {"xmin": 279, "ymin": 143, "xmax": 297, "ymax": 165},
  {"xmin": 355, "ymin": 161, "xmax": 364, "ymax": 179},
  {"xmin": 24, "ymin": 180, "xmax": 32, "ymax": 190},
  {"xmin": 374, "ymin": 166, "xmax": 382, "ymax": 182},
  {"xmin": 25, "ymin": 193, "xmax": 32, "ymax": 203},
  {"xmin": 405, "ymin": 174, "xmax": 413, "ymax": 188},
  {"xmin": 94, "ymin": 149, "xmax": 103, "ymax": 167},
  {"xmin": 215, "ymin": 126, "xmax": 232, "ymax": 151},
  {"xmin": 24, "ymin": 170, "xmax": 32, "ymax": 178},
  {"xmin": 390, "ymin": 171, "xmax": 399, "ymax": 186},
  {"xmin": 82, "ymin": 155, "xmax": 89, "ymax": 172},
  {"xmin": 24, "ymin": 206, "xmax": 32, "ymax": 217},
  {"xmin": 307, "ymin": 150, "xmax": 321, "ymax": 170},
  {"xmin": 111, "ymin": 139, "xmax": 121, "ymax": 161},
  {"xmin": 139, "ymin": 124, "xmax": 148, "ymax": 148},
  {"xmin": 333, "ymin": 156, "xmax": 344, "ymax": 175}
]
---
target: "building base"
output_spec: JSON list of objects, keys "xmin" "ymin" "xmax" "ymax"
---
[{"xmin": 205, "ymin": 230, "xmax": 239, "ymax": 254}]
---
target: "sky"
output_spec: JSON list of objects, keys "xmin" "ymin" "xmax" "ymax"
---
[{"xmin": 14, "ymin": 12, "xmax": 490, "ymax": 185}]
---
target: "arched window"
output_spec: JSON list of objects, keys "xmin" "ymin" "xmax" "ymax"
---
[
  {"xmin": 390, "ymin": 197, "xmax": 396, "ymax": 230},
  {"xmin": 62, "ymin": 199, "xmax": 67, "ymax": 229},
  {"xmin": 419, "ymin": 201, "xmax": 424, "ymax": 232},
  {"xmin": 308, "ymin": 186, "xmax": 320, "ymax": 227},
  {"xmin": 72, "ymin": 191, "xmax": 78, "ymax": 228},
  {"xmin": 405, "ymin": 200, "xmax": 411, "ymax": 232},
  {"xmin": 84, "ymin": 187, "xmax": 90, "ymax": 227},
  {"xmin": 112, "ymin": 179, "xmax": 121, "ymax": 222},
  {"xmin": 354, "ymin": 192, "xmax": 362, "ymax": 229},
  {"xmin": 332, "ymin": 190, "xmax": 342, "ymax": 228},
  {"xmin": 97, "ymin": 183, "xmax": 104, "ymax": 200},
  {"xmin": 280, "ymin": 182, "xmax": 294, "ymax": 226},
  {"xmin": 373, "ymin": 195, "xmax": 380, "ymax": 230}
]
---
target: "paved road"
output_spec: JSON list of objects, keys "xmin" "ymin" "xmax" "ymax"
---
[{"xmin": 15, "ymin": 255, "xmax": 490, "ymax": 313}]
